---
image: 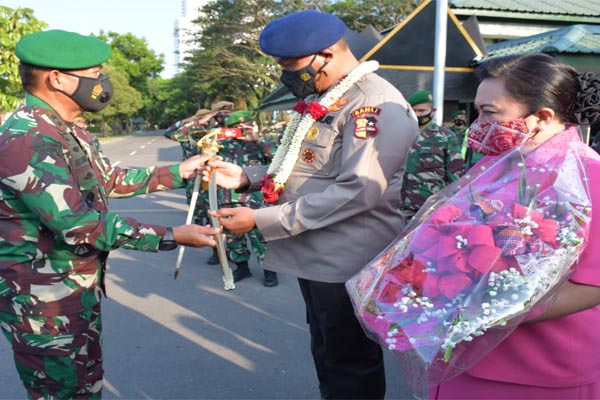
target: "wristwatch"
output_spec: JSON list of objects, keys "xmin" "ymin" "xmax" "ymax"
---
[{"xmin": 158, "ymin": 227, "xmax": 178, "ymax": 251}]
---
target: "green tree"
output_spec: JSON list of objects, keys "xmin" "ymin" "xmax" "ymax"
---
[
  {"xmin": 179, "ymin": 0, "xmax": 286, "ymax": 109},
  {"xmin": 145, "ymin": 76, "xmax": 178, "ymax": 129},
  {"xmin": 164, "ymin": 0, "xmax": 422, "ymax": 126},
  {"xmin": 325, "ymin": 0, "xmax": 421, "ymax": 32},
  {"xmin": 99, "ymin": 31, "xmax": 164, "ymax": 94},
  {"xmin": 0, "ymin": 6, "xmax": 47, "ymax": 115},
  {"xmin": 96, "ymin": 30, "xmax": 165, "ymax": 127}
]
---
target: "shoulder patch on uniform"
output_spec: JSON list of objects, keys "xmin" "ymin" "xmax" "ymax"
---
[
  {"xmin": 306, "ymin": 127, "xmax": 319, "ymax": 141},
  {"xmin": 31, "ymin": 141, "xmax": 62, "ymax": 155},
  {"xmin": 328, "ymin": 97, "xmax": 349, "ymax": 112},
  {"xmin": 352, "ymin": 106, "xmax": 381, "ymax": 139},
  {"xmin": 351, "ymin": 106, "xmax": 381, "ymax": 117},
  {"xmin": 302, "ymin": 148, "xmax": 316, "ymax": 163}
]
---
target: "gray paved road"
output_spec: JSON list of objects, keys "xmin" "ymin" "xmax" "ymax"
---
[{"xmin": 0, "ymin": 131, "xmax": 415, "ymax": 399}]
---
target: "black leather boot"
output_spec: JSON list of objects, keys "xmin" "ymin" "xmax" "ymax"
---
[
  {"xmin": 233, "ymin": 261, "xmax": 252, "ymax": 282},
  {"xmin": 263, "ymin": 270, "xmax": 278, "ymax": 287},
  {"xmin": 206, "ymin": 247, "xmax": 219, "ymax": 265}
]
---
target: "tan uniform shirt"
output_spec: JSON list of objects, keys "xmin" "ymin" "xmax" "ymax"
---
[{"xmin": 246, "ymin": 73, "xmax": 419, "ymax": 283}]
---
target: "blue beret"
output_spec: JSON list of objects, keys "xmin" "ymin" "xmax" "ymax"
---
[
  {"xmin": 407, "ymin": 90, "xmax": 433, "ymax": 106},
  {"xmin": 16, "ymin": 29, "xmax": 111, "ymax": 69},
  {"xmin": 259, "ymin": 10, "xmax": 346, "ymax": 58}
]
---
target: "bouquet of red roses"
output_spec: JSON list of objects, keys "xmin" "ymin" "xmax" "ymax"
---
[{"xmin": 346, "ymin": 127, "xmax": 595, "ymax": 398}]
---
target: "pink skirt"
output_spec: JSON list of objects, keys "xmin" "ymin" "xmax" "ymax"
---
[{"xmin": 430, "ymin": 373, "xmax": 600, "ymax": 399}]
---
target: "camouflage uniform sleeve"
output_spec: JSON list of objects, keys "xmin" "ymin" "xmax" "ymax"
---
[
  {"xmin": 443, "ymin": 127, "xmax": 466, "ymax": 182},
  {"xmin": 87, "ymin": 138, "xmax": 185, "ymax": 198},
  {"xmin": 257, "ymin": 132, "xmax": 281, "ymax": 162},
  {"xmin": 164, "ymin": 120, "xmax": 182, "ymax": 141},
  {"xmin": 176, "ymin": 116, "xmax": 210, "ymax": 140},
  {"xmin": 0, "ymin": 132, "xmax": 167, "ymax": 252}
]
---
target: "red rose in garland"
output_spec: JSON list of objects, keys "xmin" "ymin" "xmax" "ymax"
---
[{"xmin": 260, "ymin": 174, "xmax": 283, "ymax": 204}]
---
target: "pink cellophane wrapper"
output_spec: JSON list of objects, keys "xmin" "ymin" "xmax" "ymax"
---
[{"xmin": 346, "ymin": 126, "xmax": 596, "ymax": 398}]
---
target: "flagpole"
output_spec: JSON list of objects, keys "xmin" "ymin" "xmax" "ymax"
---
[{"xmin": 433, "ymin": 0, "xmax": 448, "ymax": 126}]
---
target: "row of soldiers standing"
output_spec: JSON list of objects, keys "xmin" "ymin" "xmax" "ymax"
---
[
  {"xmin": 164, "ymin": 101, "xmax": 284, "ymax": 287},
  {"xmin": 400, "ymin": 90, "xmax": 484, "ymax": 222}
]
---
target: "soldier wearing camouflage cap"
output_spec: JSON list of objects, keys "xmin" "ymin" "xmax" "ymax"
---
[
  {"xmin": 447, "ymin": 109, "xmax": 485, "ymax": 169},
  {"xmin": 211, "ymin": 100, "xmax": 234, "ymax": 127},
  {"xmin": 401, "ymin": 90, "xmax": 465, "ymax": 221},
  {"xmin": 216, "ymin": 110, "xmax": 278, "ymax": 287},
  {"xmin": 449, "ymin": 109, "xmax": 468, "ymax": 143},
  {"xmin": 0, "ymin": 29, "xmax": 219, "ymax": 399},
  {"xmin": 163, "ymin": 106, "xmax": 227, "ymax": 265}
]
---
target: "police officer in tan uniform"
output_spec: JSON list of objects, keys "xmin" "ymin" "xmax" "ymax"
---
[{"xmin": 209, "ymin": 10, "xmax": 418, "ymax": 399}]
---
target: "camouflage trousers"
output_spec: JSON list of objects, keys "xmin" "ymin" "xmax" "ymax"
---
[
  {"xmin": 0, "ymin": 304, "xmax": 103, "ymax": 399},
  {"xmin": 226, "ymin": 227, "xmax": 266, "ymax": 266}
]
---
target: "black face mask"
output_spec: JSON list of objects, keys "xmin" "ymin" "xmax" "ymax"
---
[
  {"xmin": 280, "ymin": 54, "xmax": 328, "ymax": 99},
  {"xmin": 454, "ymin": 119, "xmax": 466, "ymax": 127},
  {"xmin": 214, "ymin": 113, "xmax": 229, "ymax": 127},
  {"xmin": 59, "ymin": 71, "xmax": 113, "ymax": 112},
  {"xmin": 417, "ymin": 113, "xmax": 432, "ymax": 127}
]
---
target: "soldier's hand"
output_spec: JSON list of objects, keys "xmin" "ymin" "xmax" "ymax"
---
[
  {"xmin": 179, "ymin": 154, "xmax": 211, "ymax": 179},
  {"xmin": 173, "ymin": 224, "xmax": 221, "ymax": 247},
  {"xmin": 203, "ymin": 160, "xmax": 249, "ymax": 190}
]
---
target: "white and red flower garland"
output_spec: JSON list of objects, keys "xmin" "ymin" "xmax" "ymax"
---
[{"xmin": 261, "ymin": 60, "xmax": 380, "ymax": 203}]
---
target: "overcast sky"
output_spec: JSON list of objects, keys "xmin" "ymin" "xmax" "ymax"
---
[{"xmin": 5, "ymin": 0, "xmax": 182, "ymax": 77}]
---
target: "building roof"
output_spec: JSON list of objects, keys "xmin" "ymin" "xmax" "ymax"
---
[
  {"xmin": 450, "ymin": 0, "xmax": 600, "ymax": 22},
  {"xmin": 484, "ymin": 24, "xmax": 600, "ymax": 58},
  {"xmin": 362, "ymin": 0, "xmax": 484, "ymax": 68}
]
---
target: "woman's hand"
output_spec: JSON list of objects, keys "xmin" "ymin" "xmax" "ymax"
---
[{"xmin": 527, "ymin": 281, "xmax": 600, "ymax": 323}]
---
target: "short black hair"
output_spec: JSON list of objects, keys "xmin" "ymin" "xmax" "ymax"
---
[{"xmin": 18, "ymin": 63, "xmax": 43, "ymax": 92}]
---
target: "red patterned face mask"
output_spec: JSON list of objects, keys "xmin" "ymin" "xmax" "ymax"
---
[{"xmin": 467, "ymin": 117, "xmax": 531, "ymax": 155}]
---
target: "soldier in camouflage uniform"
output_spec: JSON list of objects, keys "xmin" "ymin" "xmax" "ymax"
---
[
  {"xmin": 218, "ymin": 110, "xmax": 278, "ymax": 287},
  {"xmin": 449, "ymin": 109, "xmax": 469, "ymax": 147},
  {"xmin": 0, "ymin": 30, "xmax": 218, "ymax": 399},
  {"xmin": 164, "ymin": 107, "xmax": 228, "ymax": 264},
  {"xmin": 449, "ymin": 109, "xmax": 484, "ymax": 170},
  {"xmin": 257, "ymin": 121, "xmax": 285, "ymax": 162},
  {"xmin": 401, "ymin": 90, "xmax": 465, "ymax": 221},
  {"xmin": 164, "ymin": 108, "xmax": 214, "ymax": 161},
  {"xmin": 164, "ymin": 109, "xmax": 214, "ymax": 224}
]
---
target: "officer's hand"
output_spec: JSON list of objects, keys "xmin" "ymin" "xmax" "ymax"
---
[
  {"xmin": 179, "ymin": 154, "xmax": 211, "ymax": 179},
  {"xmin": 212, "ymin": 207, "xmax": 255, "ymax": 235},
  {"xmin": 173, "ymin": 224, "xmax": 220, "ymax": 247},
  {"xmin": 203, "ymin": 160, "xmax": 249, "ymax": 190}
]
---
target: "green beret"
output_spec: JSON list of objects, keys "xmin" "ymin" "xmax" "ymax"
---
[
  {"xmin": 407, "ymin": 90, "xmax": 433, "ymax": 106},
  {"xmin": 451, "ymin": 109, "xmax": 466, "ymax": 118},
  {"xmin": 16, "ymin": 30, "xmax": 111, "ymax": 69},
  {"xmin": 226, "ymin": 110, "xmax": 253, "ymax": 127}
]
